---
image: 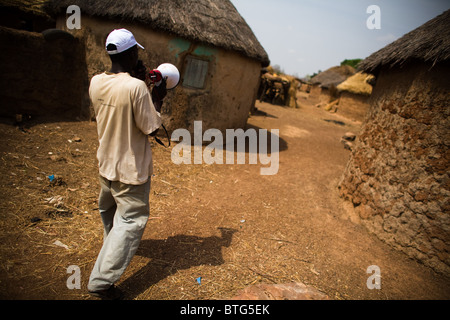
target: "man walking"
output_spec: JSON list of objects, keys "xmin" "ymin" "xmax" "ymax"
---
[{"xmin": 87, "ymin": 29, "xmax": 162, "ymax": 299}]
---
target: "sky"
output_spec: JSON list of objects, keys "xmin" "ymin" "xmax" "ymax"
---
[{"xmin": 229, "ymin": 0, "xmax": 450, "ymax": 78}]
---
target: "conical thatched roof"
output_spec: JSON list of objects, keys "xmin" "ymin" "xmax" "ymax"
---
[
  {"xmin": 359, "ymin": 9, "xmax": 450, "ymax": 75},
  {"xmin": 337, "ymin": 72, "xmax": 374, "ymax": 96},
  {"xmin": 310, "ymin": 65, "xmax": 355, "ymax": 88},
  {"xmin": 45, "ymin": 0, "xmax": 270, "ymax": 66}
]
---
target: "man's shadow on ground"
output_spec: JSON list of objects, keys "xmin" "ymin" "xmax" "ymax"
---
[{"xmin": 119, "ymin": 227, "xmax": 237, "ymax": 299}]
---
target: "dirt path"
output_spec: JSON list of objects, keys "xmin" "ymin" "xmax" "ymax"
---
[{"xmin": 0, "ymin": 94, "xmax": 449, "ymax": 300}]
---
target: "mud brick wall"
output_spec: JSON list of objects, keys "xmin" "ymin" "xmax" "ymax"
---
[
  {"xmin": 0, "ymin": 26, "xmax": 90, "ymax": 120},
  {"xmin": 338, "ymin": 92, "xmax": 370, "ymax": 122},
  {"xmin": 338, "ymin": 62, "xmax": 450, "ymax": 274}
]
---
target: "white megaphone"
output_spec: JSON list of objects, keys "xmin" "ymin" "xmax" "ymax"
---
[{"xmin": 156, "ymin": 63, "xmax": 180, "ymax": 90}]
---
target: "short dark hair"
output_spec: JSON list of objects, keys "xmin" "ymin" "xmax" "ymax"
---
[{"xmin": 107, "ymin": 44, "xmax": 138, "ymax": 63}]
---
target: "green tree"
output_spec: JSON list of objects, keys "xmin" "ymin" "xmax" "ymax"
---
[{"xmin": 340, "ymin": 59, "xmax": 362, "ymax": 69}]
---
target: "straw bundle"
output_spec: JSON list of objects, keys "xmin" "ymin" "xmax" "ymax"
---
[{"xmin": 336, "ymin": 72, "xmax": 374, "ymax": 96}]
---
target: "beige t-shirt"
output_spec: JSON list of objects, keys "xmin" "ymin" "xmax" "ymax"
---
[{"xmin": 89, "ymin": 72, "xmax": 161, "ymax": 185}]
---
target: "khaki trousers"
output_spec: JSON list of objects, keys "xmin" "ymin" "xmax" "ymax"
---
[{"xmin": 88, "ymin": 175, "xmax": 151, "ymax": 291}]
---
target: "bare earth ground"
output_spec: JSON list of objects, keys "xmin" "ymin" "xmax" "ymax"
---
[{"xmin": 0, "ymin": 92, "xmax": 449, "ymax": 300}]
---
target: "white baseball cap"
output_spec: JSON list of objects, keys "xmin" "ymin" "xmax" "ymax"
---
[{"xmin": 105, "ymin": 28, "xmax": 144, "ymax": 55}]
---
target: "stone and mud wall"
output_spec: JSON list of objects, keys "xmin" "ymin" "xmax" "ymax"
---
[
  {"xmin": 338, "ymin": 62, "xmax": 450, "ymax": 274},
  {"xmin": 337, "ymin": 92, "xmax": 370, "ymax": 123}
]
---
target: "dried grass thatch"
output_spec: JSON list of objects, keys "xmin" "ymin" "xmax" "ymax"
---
[
  {"xmin": 310, "ymin": 65, "xmax": 355, "ymax": 88},
  {"xmin": 336, "ymin": 72, "xmax": 374, "ymax": 96},
  {"xmin": 0, "ymin": 0, "xmax": 51, "ymax": 18},
  {"xmin": 45, "ymin": 0, "xmax": 269, "ymax": 66},
  {"xmin": 359, "ymin": 9, "xmax": 450, "ymax": 75}
]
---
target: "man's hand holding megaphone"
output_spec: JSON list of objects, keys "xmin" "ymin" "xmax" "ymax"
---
[
  {"xmin": 132, "ymin": 60, "xmax": 180, "ymax": 113},
  {"xmin": 151, "ymin": 71, "xmax": 167, "ymax": 113},
  {"xmin": 131, "ymin": 61, "xmax": 179, "ymax": 148}
]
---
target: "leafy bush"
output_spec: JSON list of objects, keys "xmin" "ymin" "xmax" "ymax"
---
[{"xmin": 340, "ymin": 59, "xmax": 362, "ymax": 69}]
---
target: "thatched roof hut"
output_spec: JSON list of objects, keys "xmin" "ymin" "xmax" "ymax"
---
[
  {"xmin": 310, "ymin": 65, "xmax": 355, "ymax": 88},
  {"xmin": 45, "ymin": 0, "xmax": 270, "ymax": 134},
  {"xmin": 309, "ymin": 65, "xmax": 355, "ymax": 104},
  {"xmin": 0, "ymin": 0, "xmax": 88, "ymax": 119},
  {"xmin": 45, "ymin": 0, "xmax": 269, "ymax": 67},
  {"xmin": 335, "ymin": 72, "xmax": 374, "ymax": 122},
  {"xmin": 339, "ymin": 9, "xmax": 450, "ymax": 274},
  {"xmin": 358, "ymin": 9, "xmax": 450, "ymax": 75}
]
